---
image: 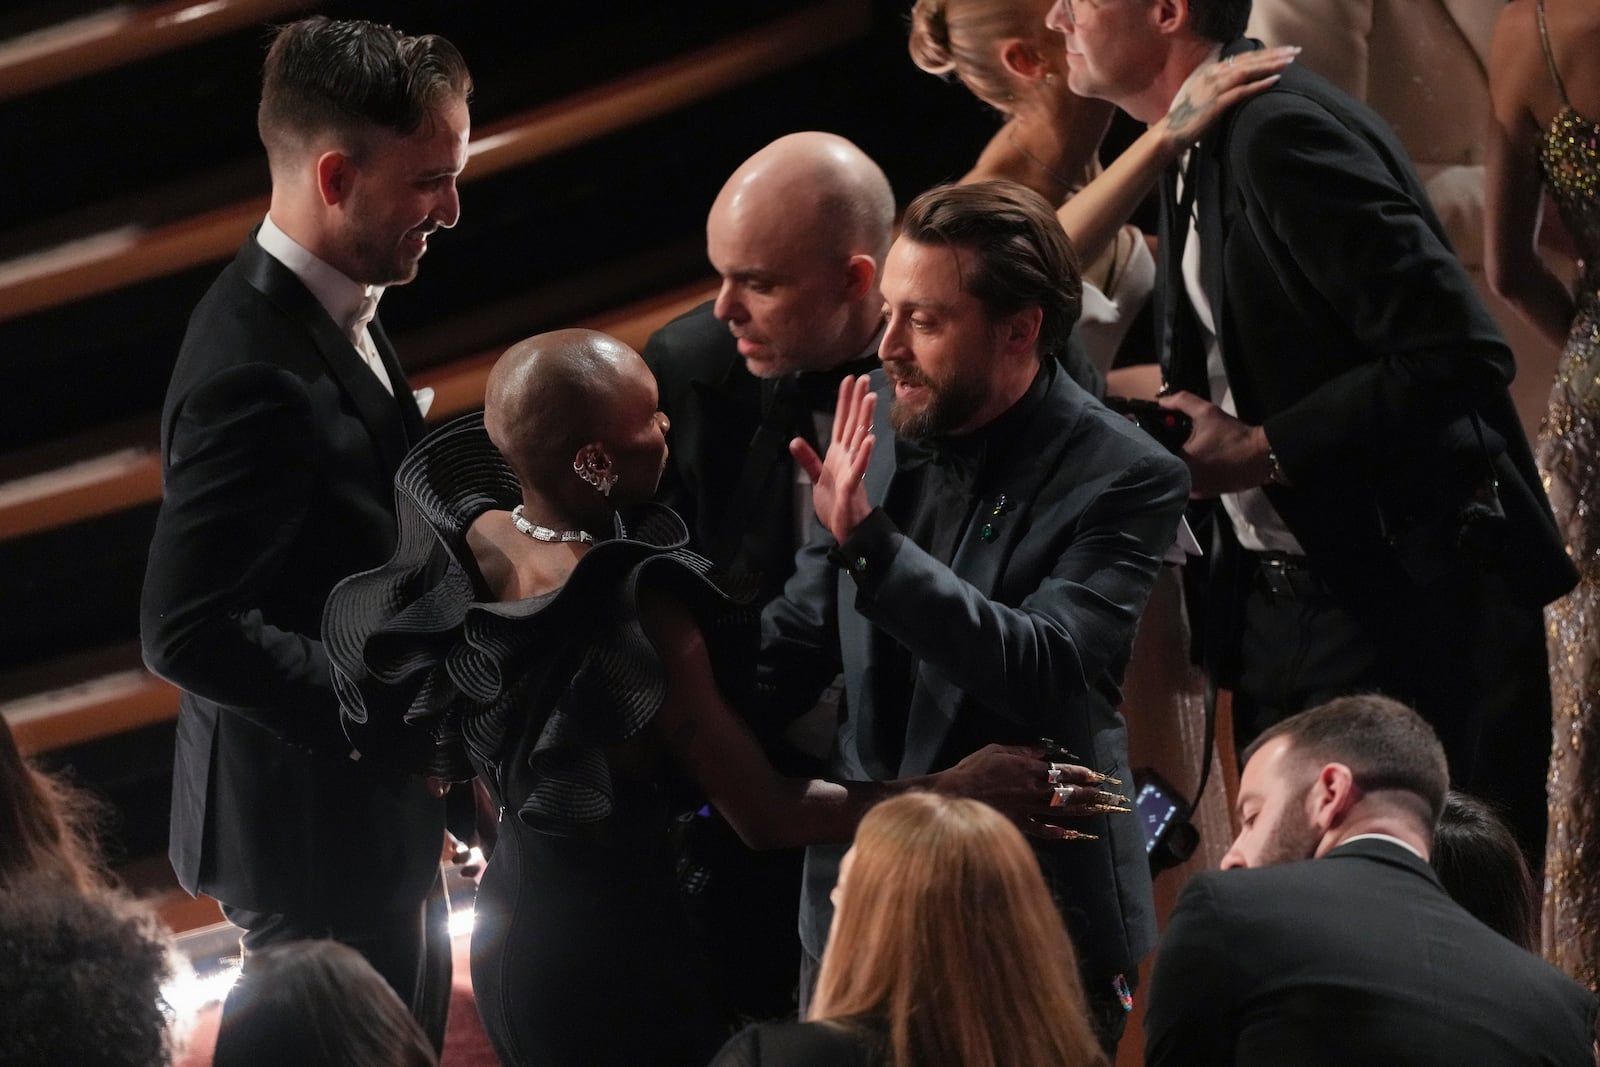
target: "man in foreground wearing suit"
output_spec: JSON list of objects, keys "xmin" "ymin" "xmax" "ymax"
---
[
  {"xmin": 760, "ymin": 180, "xmax": 1189, "ymax": 1051},
  {"xmin": 1145, "ymin": 694, "xmax": 1597, "ymax": 1065},
  {"xmin": 1047, "ymin": 0, "xmax": 1575, "ymax": 858},
  {"xmin": 140, "ymin": 17, "xmax": 470, "ymax": 1044}
]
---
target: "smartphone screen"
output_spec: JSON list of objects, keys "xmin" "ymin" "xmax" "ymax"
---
[{"xmin": 1136, "ymin": 779, "xmax": 1181, "ymax": 855}]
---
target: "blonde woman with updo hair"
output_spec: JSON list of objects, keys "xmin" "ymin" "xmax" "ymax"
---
[
  {"xmin": 908, "ymin": 0, "xmax": 1297, "ymax": 377},
  {"xmin": 709, "ymin": 792, "xmax": 1109, "ymax": 1067}
]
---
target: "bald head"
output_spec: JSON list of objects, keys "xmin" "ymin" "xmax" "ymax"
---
[
  {"xmin": 712, "ymin": 131, "xmax": 894, "ymax": 264},
  {"xmin": 706, "ymin": 133, "xmax": 895, "ymax": 377},
  {"xmin": 485, "ymin": 329, "xmax": 638, "ymax": 489}
]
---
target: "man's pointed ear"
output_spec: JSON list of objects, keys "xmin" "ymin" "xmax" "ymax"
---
[{"xmin": 316, "ymin": 150, "xmax": 354, "ymax": 207}]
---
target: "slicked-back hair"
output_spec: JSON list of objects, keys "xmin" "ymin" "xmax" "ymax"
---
[
  {"xmin": 1243, "ymin": 694, "xmax": 1450, "ymax": 828},
  {"xmin": 258, "ymin": 16, "xmax": 471, "ymax": 168},
  {"xmin": 897, "ymin": 180, "xmax": 1082, "ymax": 363},
  {"xmin": 1190, "ymin": 0, "xmax": 1252, "ymax": 43}
]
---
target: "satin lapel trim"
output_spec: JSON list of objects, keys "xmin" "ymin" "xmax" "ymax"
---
[
  {"xmin": 1196, "ymin": 133, "xmax": 1227, "ymax": 362},
  {"xmin": 371, "ymin": 316, "xmax": 425, "ymax": 444},
  {"xmin": 238, "ymin": 240, "xmax": 412, "ymax": 475},
  {"xmin": 1156, "ymin": 169, "xmax": 1185, "ymax": 386}
]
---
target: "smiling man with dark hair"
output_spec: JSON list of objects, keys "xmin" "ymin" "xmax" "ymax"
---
[
  {"xmin": 140, "ymin": 17, "xmax": 470, "ymax": 1047},
  {"xmin": 1045, "ymin": 0, "xmax": 1575, "ymax": 861}
]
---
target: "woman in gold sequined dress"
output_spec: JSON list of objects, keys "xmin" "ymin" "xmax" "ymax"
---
[{"xmin": 1487, "ymin": 0, "xmax": 1600, "ymax": 989}]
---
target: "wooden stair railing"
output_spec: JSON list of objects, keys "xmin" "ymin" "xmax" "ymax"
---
[
  {"xmin": 0, "ymin": 279, "xmax": 715, "ymax": 543},
  {"xmin": 0, "ymin": 0, "xmax": 320, "ymax": 103},
  {"xmin": 0, "ymin": 0, "xmax": 869, "ymax": 325}
]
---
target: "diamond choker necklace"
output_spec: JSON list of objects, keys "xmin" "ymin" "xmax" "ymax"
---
[{"xmin": 510, "ymin": 504, "xmax": 593, "ymax": 544}]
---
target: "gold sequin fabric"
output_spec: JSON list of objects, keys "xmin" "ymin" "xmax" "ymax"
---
[{"xmin": 1536, "ymin": 104, "xmax": 1600, "ymax": 993}]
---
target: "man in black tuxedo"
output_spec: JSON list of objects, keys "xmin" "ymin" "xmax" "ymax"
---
[
  {"xmin": 1046, "ymin": 0, "xmax": 1575, "ymax": 857},
  {"xmin": 760, "ymin": 180, "xmax": 1189, "ymax": 1051},
  {"xmin": 139, "ymin": 18, "xmax": 471, "ymax": 1044},
  {"xmin": 642, "ymin": 131, "xmax": 895, "ymax": 1022},
  {"xmin": 1145, "ymin": 694, "xmax": 1596, "ymax": 1065},
  {"xmin": 645, "ymin": 131, "xmax": 896, "ymax": 609}
]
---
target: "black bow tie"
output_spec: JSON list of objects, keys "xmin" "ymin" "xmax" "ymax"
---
[{"xmin": 897, "ymin": 433, "xmax": 983, "ymax": 488}]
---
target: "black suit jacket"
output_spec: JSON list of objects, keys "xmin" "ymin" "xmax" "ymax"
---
[
  {"xmin": 761, "ymin": 367, "xmax": 1187, "ymax": 977},
  {"xmin": 1145, "ymin": 839, "xmax": 1597, "ymax": 1066},
  {"xmin": 141, "ymin": 235, "xmax": 441, "ymax": 918},
  {"xmin": 643, "ymin": 301, "xmax": 819, "ymax": 606},
  {"xmin": 1159, "ymin": 39, "xmax": 1575, "ymax": 671},
  {"xmin": 710, "ymin": 1019, "xmax": 884, "ymax": 1067}
]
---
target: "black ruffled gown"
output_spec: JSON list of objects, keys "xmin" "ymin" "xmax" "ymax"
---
[{"xmin": 324, "ymin": 414, "xmax": 752, "ymax": 1066}]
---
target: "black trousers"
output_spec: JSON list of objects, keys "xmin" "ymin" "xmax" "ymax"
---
[
  {"xmin": 220, "ymin": 866, "xmax": 452, "ymax": 1052},
  {"xmin": 1232, "ymin": 553, "xmax": 1551, "ymax": 864}
]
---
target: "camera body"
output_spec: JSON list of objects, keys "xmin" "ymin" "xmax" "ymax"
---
[{"xmin": 1103, "ymin": 397, "xmax": 1193, "ymax": 455}]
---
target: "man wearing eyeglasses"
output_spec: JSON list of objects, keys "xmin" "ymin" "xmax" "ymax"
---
[{"xmin": 1045, "ymin": 0, "xmax": 1574, "ymax": 863}]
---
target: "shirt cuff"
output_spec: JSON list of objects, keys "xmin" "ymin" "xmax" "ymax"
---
[{"xmin": 825, "ymin": 508, "xmax": 899, "ymax": 588}]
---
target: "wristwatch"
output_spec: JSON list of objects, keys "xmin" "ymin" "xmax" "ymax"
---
[{"xmin": 1264, "ymin": 445, "xmax": 1289, "ymax": 486}]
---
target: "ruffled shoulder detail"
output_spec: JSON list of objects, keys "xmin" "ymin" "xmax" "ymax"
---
[{"xmin": 322, "ymin": 413, "xmax": 755, "ymax": 834}]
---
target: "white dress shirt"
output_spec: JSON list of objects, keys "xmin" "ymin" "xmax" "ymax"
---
[{"xmin": 255, "ymin": 214, "xmax": 394, "ymax": 396}]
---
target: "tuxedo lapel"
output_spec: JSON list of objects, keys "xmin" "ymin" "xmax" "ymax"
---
[
  {"xmin": 898, "ymin": 372, "xmax": 1084, "ymax": 776},
  {"xmin": 370, "ymin": 316, "xmax": 424, "ymax": 444},
  {"xmin": 238, "ymin": 239, "xmax": 414, "ymax": 475},
  {"xmin": 1195, "ymin": 140, "xmax": 1226, "ymax": 354},
  {"xmin": 1156, "ymin": 168, "xmax": 1187, "ymax": 390}
]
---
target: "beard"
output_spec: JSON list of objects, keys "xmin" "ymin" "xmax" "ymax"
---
[
  {"xmin": 344, "ymin": 194, "xmax": 427, "ymax": 286},
  {"xmin": 1254, "ymin": 798, "xmax": 1325, "ymax": 867},
  {"xmin": 346, "ymin": 228, "xmax": 422, "ymax": 286},
  {"xmin": 886, "ymin": 361, "xmax": 990, "ymax": 440}
]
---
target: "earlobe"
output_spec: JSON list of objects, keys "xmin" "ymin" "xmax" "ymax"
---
[
  {"xmin": 1007, "ymin": 306, "xmax": 1044, "ymax": 353},
  {"xmin": 574, "ymin": 444, "xmax": 617, "ymax": 497},
  {"xmin": 999, "ymin": 38, "xmax": 1045, "ymax": 82},
  {"xmin": 1151, "ymin": 0, "xmax": 1187, "ymax": 33},
  {"xmin": 316, "ymin": 151, "xmax": 351, "ymax": 207},
  {"xmin": 1314, "ymin": 763, "xmax": 1357, "ymax": 830},
  {"xmin": 843, "ymin": 255, "xmax": 877, "ymax": 300}
]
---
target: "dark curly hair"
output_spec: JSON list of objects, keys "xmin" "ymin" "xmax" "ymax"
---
[{"xmin": 0, "ymin": 877, "xmax": 179, "ymax": 1067}]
